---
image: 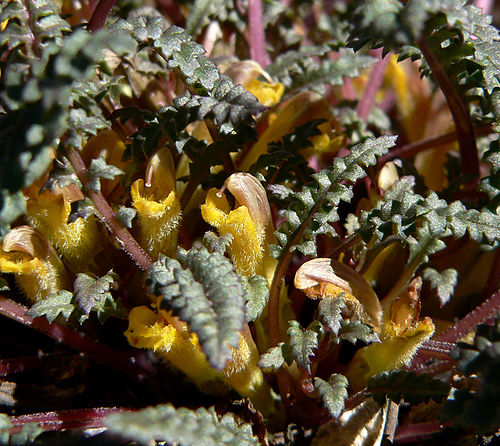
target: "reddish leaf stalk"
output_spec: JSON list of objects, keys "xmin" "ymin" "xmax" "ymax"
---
[
  {"xmin": 9, "ymin": 407, "xmax": 132, "ymax": 433},
  {"xmin": 379, "ymin": 124, "xmax": 493, "ymax": 165},
  {"xmin": 248, "ymin": 0, "xmax": 270, "ymax": 67},
  {"xmin": 0, "ymin": 296, "xmax": 155, "ymax": 381},
  {"xmin": 417, "ymin": 38, "xmax": 479, "ymax": 179},
  {"xmin": 66, "ymin": 148, "xmax": 153, "ymax": 271},
  {"xmin": 87, "ymin": 0, "xmax": 117, "ymax": 32},
  {"xmin": 435, "ymin": 290, "xmax": 500, "ymax": 344},
  {"xmin": 394, "ymin": 421, "xmax": 452, "ymax": 444},
  {"xmin": 356, "ymin": 49, "xmax": 390, "ymax": 122}
]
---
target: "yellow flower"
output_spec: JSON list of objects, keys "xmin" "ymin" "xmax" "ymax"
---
[
  {"xmin": 25, "ymin": 183, "xmax": 102, "ymax": 272},
  {"xmin": 201, "ymin": 173, "xmax": 277, "ymax": 283},
  {"xmin": 346, "ymin": 278, "xmax": 435, "ymax": 391},
  {"xmin": 125, "ymin": 306, "xmax": 273, "ymax": 412},
  {"xmin": 224, "ymin": 60, "xmax": 284, "ymax": 107},
  {"xmin": 131, "ymin": 148, "xmax": 181, "ymax": 260},
  {"xmin": 245, "ymin": 79, "xmax": 284, "ymax": 107},
  {"xmin": 0, "ymin": 226, "xmax": 70, "ymax": 303}
]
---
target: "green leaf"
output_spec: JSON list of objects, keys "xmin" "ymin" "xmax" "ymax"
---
[
  {"xmin": 86, "ymin": 157, "xmax": 124, "ymax": 192},
  {"xmin": 105, "ymin": 404, "xmax": 259, "ymax": 446},
  {"xmin": 26, "ymin": 290, "xmax": 75, "ymax": 323},
  {"xmin": 0, "ymin": 413, "xmax": 44, "ymax": 446},
  {"xmin": 319, "ymin": 295, "xmax": 346, "ymax": 336},
  {"xmin": 202, "ymin": 232, "xmax": 234, "ymax": 254},
  {"xmin": 273, "ymin": 135, "xmax": 396, "ymax": 258},
  {"xmin": 422, "ymin": 267, "xmax": 458, "ymax": 306},
  {"xmin": 287, "ymin": 320, "xmax": 318, "ymax": 372},
  {"xmin": 368, "ymin": 370, "xmax": 451, "ymax": 407},
  {"xmin": 41, "ymin": 156, "xmax": 81, "ymax": 192},
  {"xmin": 146, "ymin": 248, "xmax": 246, "ymax": 370},
  {"xmin": 242, "ymin": 275, "xmax": 269, "ymax": 323},
  {"xmin": 73, "ymin": 270, "xmax": 120, "ymax": 323},
  {"xmin": 114, "ymin": 206, "xmax": 137, "ymax": 229},
  {"xmin": 338, "ymin": 321, "xmax": 380, "ymax": 345},
  {"xmin": 258, "ymin": 343, "xmax": 286, "ymax": 371},
  {"xmin": 314, "ymin": 374, "xmax": 349, "ymax": 418}
]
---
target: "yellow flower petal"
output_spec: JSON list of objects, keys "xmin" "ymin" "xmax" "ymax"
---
[
  {"xmin": 246, "ymin": 79, "xmax": 284, "ymax": 106},
  {"xmin": 0, "ymin": 226, "xmax": 70, "ymax": 303}
]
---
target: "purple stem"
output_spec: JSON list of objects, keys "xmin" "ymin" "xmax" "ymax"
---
[
  {"xmin": 248, "ymin": 0, "xmax": 270, "ymax": 67},
  {"xmin": 87, "ymin": 0, "xmax": 117, "ymax": 32},
  {"xmin": 436, "ymin": 290, "xmax": 500, "ymax": 344},
  {"xmin": 474, "ymin": 0, "xmax": 493, "ymax": 14},
  {"xmin": 9, "ymin": 407, "xmax": 132, "ymax": 433},
  {"xmin": 0, "ymin": 296, "xmax": 155, "ymax": 381},
  {"xmin": 356, "ymin": 49, "xmax": 390, "ymax": 121},
  {"xmin": 394, "ymin": 421, "xmax": 452, "ymax": 444}
]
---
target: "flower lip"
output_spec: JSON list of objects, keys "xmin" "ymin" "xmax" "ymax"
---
[
  {"xmin": 3, "ymin": 225, "xmax": 52, "ymax": 259},
  {"xmin": 223, "ymin": 173, "xmax": 273, "ymax": 236},
  {"xmin": 294, "ymin": 258, "xmax": 352, "ymax": 293}
]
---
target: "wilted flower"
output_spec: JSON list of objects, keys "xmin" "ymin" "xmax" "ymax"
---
[
  {"xmin": 0, "ymin": 226, "xmax": 70, "ymax": 303},
  {"xmin": 294, "ymin": 258, "xmax": 382, "ymax": 330}
]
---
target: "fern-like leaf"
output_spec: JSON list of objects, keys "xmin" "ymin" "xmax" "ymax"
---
[
  {"xmin": 242, "ymin": 275, "xmax": 269, "ymax": 323},
  {"xmin": 105, "ymin": 404, "xmax": 259, "ymax": 446},
  {"xmin": 73, "ymin": 271, "xmax": 121, "ymax": 323},
  {"xmin": 146, "ymin": 248, "xmax": 246, "ymax": 370},
  {"xmin": 272, "ymin": 135, "xmax": 396, "ymax": 257},
  {"xmin": 26, "ymin": 290, "xmax": 75, "ymax": 323},
  {"xmin": 287, "ymin": 320, "xmax": 318, "ymax": 372},
  {"xmin": 368, "ymin": 370, "xmax": 451, "ymax": 407},
  {"xmin": 422, "ymin": 267, "xmax": 458, "ymax": 307},
  {"xmin": 314, "ymin": 374, "xmax": 349, "ymax": 418}
]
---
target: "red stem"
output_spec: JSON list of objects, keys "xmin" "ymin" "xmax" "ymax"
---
[
  {"xmin": 8, "ymin": 407, "xmax": 132, "ymax": 433},
  {"xmin": 356, "ymin": 49, "xmax": 390, "ymax": 121},
  {"xmin": 379, "ymin": 124, "xmax": 493, "ymax": 164},
  {"xmin": 417, "ymin": 38, "xmax": 479, "ymax": 180},
  {"xmin": 87, "ymin": 0, "xmax": 117, "ymax": 32},
  {"xmin": 0, "ymin": 296, "xmax": 155, "ymax": 381},
  {"xmin": 67, "ymin": 148, "xmax": 153, "ymax": 271},
  {"xmin": 394, "ymin": 421, "xmax": 452, "ymax": 444},
  {"xmin": 436, "ymin": 290, "xmax": 500, "ymax": 344},
  {"xmin": 248, "ymin": 0, "xmax": 270, "ymax": 67}
]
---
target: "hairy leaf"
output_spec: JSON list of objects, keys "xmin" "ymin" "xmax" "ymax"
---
[
  {"xmin": 314, "ymin": 374, "xmax": 349, "ymax": 418},
  {"xmin": 73, "ymin": 271, "xmax": 120, "ymax": 323},
  {"xmin": 338, "ymin": 321, "xmax": 380, "ymax": 345},
  {"xmin": 422, "ymin": 267, "xmax": 458, "ymax": 306},
  {"xmin": 114, "ymin": 206, "xmax": 137, "ymax": 229},
  {"xmin": 0, "ymin": 413, "xmax": 44, "ymax": 446},
  {"xmin": 319, "ymin": 295, "xmax": 346, "ymax": 336},
  {"xmin": 86, "ymin": 158, "xmax": 124, "ymax": 192},
  {"xmin": 272, "ymin": 135, "xmax": 396, "ymax": 257},
  {"xmin": 146, "ymin": 248, "xmax": 246, "ymax": 370},
  {"xmin": 26, "ymin": 290, "xmax": 75, "ymax": 323},
  {"xmin": 258, "ymin": 343, "xmax": 286, "ymax": 371},
  {"xmin": 105, "ymin": 404, "xmax": 259, "ymax": 445},
  {"xmin": 368, "ymin": 370, "xmax": 451, "ymax": 407},
  {"xmin": 287, "ymin": 320, "xmax": 318, "ymax": 372},
  {"xmin": 242, "ymin": 275, "xmax": 269, "ymax": 323}
]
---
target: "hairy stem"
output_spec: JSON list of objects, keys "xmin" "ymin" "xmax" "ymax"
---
[
  {"xmin": 67, "ymin": 148, "xmax": 153, "ymax": 271},
  {"xmin": 0, "ymin": 296, "xmax": 155, "ymax": 381},
  {"xmin": 356, "ymin": 49, "xmax": 390, "ymax": 121},
  {"xmin": 418, "ymin": 38, "xmax": 479, "ymax": 179},
  {"xmin": 8, "ymin": 407, "xmax": 131, "ymax": 433},
  {"xmin": 435, "ymin": 290, "xmax": 500, "ymax": 344},
  {"xmin": 248, "ymin": 0, "xmax": 270, "ymax": 67}
]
